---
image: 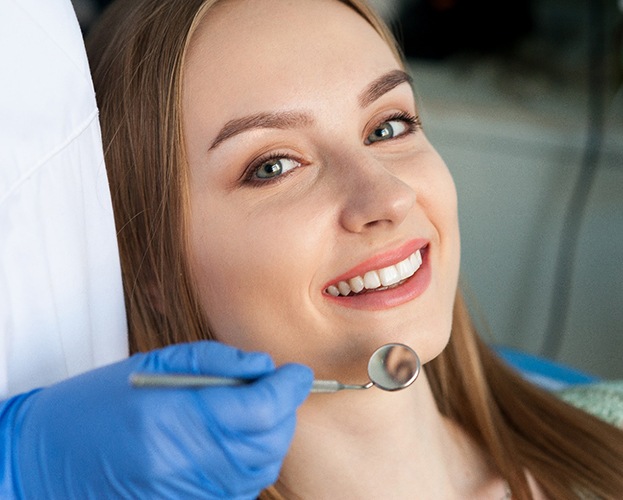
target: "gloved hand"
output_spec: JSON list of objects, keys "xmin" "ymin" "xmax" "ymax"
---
[{"xmin": 0, "ymin": 341, "xmax": 313, "ymax": 499}]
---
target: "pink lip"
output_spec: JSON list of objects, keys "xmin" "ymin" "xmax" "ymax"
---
[{"xmin": 323, "ymin": 239, "xmax": 431, "ymax": 311}]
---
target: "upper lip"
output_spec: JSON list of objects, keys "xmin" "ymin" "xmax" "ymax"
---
[{"xmin": 323, "ymin": 239, "xmax": 428, "ymax": 289}]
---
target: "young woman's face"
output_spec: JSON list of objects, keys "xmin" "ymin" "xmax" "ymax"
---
[{"xmin": 183, "ymin": 0, "xmax": 460, "ymax": 381}]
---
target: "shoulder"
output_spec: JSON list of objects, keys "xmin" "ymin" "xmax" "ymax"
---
[{"xmin": 556, "ymin": 380, "xmax": 623, "ymax": 428}]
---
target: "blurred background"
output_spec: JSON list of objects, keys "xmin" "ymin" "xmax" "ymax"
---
[
  {"xmin": 378, "ymin": 0, "xmax": 623, "ymax": 380},
  {"xmin": 74, "ymin": 0, "xmax": 623, "ymax": 379}
]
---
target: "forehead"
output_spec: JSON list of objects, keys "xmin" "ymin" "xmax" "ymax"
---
[
  {"xmin": 183, "ymin": 0, "xmax": 400, "ymax": 113},
  {"xmin": 189, "ymin": 0, "xmax": 390, "ymax": 57}
]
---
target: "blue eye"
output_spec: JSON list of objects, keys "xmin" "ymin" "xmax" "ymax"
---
[{"xmin": 254, "ymin": 157, "xmax": 301, "ymax": 180}]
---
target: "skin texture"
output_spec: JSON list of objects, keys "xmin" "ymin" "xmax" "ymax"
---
[{"xmin": 183, "ymin": 0, "xmax": 460, "ymax": 385}]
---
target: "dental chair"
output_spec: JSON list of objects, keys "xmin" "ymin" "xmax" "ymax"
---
[
  {"xmin": 495, "ymin": 346, "xmax": 623, "ymax": 428},
  {"xmin": 495, "ymin": 346, "xmax": 598, "ymax": 391}
]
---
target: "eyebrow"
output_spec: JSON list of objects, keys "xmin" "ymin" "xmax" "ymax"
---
[
  {"xmin": 209, "ymin": 111, "xmax": 313, "ymax": 150},
  {"xmin": 358, "ymin": 69, "xmax": 413, "ymax": 108},
  {"xmin": 208, "ymin": 69, "xmax": 413, "ymax": 150}
]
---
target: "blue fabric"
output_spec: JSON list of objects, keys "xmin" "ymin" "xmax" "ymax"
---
[{"xmin": 495, "ymin": 346, "xmax": 599, "ymax": 391}]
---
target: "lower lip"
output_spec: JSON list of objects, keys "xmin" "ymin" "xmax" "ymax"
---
[{"xmin": 323, "ymin": 248, "xmax": 431, "ymax": 310}]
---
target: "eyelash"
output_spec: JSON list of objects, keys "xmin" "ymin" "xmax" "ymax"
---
[
  {"xmin": 242, "ymin": 111, "xmax": 422, "ymax": 187},
  {"xmin": 365, "ymin": 111, "xmax": 422, "ymax": 144},
  {"xmin": 243, "ymin": 150, "xmax": 304, "ymax": 187}
]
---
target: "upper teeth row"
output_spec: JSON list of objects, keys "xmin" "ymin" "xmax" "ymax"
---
[{"xmin": 326, "ymin": 249, "xmax": 423, "ymax": 297}]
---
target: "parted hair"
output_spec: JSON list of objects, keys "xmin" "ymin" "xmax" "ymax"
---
[{"xmin": 86, "ymin": 1, "xmax": 623, "ymax": 498}]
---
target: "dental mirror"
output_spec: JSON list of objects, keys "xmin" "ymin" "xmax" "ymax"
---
[
  {"xmin": 367, "ymin": 343, "xmax": 421, "ymax": 391},
  {"xmin": 130, "ymin": 342, "xmax": 421, "ymax": 393}
]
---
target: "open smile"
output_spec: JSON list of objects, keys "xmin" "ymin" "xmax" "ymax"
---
[
  {"xmin": 322, "ymin": 241, "xmax": 431, "ymax": 310},
  {"xmin": 326, "ymin": 249, "xmax": 423, "ymax": 297}
]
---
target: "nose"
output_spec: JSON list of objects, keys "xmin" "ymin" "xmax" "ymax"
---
[{"xmin": 336, "ymin": 155, "xmax": 416, "ymax": 234}]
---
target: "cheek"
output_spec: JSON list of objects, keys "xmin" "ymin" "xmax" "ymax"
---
[
  {"xmin": 423, "ymin": 150, "xmax": 459, "ymax": 220},
  {"xmin": 403, "ymin": 148, "xmax": 460, "ymax": 242},
  {"xmin": 439, "ymin": 173, "xmax": 461, "ymax": 311},
  {"xmin": 186, "ymin": 195, "xmax": 327, "ymax": 350},
  {"xmin": 410, "ymin": 151, "xmax": 461, "ymax": 289},
  {"xmin": 440, "ymin": 166, "xmax": 461, "ymax": 257},
  {"xmin": 188, "ymin": 230, "xmax": 274, "ymax": 349},
  {"xmin": 431, "ymin": 163, "xmax": 461, "ymax": 274}
]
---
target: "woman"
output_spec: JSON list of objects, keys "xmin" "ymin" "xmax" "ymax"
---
[{"xmin": 87, "ymin": 0, "xmax": 623, "ymax": 498}]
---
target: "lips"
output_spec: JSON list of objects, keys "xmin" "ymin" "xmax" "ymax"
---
[
  {"xmin": 322, "ymin": 241, "xmax": 431, "ymax": 310},
  {"xmin": 326, "ymin": 249, "xmax": 423, "ymax": 297}
]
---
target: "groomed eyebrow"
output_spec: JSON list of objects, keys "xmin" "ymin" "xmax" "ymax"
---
[
  {"xmin": 209, "ymin": 111, "xmax": 313, "ymax": 150},
  {"xmin": 208, "ymin": 69, "xmax": 413, "ymax": 150},
  {"xmin": 358, "ymin": 69, "xmax": 413, "ymax": 108}
]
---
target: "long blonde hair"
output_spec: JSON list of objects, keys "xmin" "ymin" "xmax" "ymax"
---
[{"xmin": 86, "ymin": 1, "xmax": 623, "ymax": 498}]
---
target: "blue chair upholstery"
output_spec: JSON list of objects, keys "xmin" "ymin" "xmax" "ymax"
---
[{"xmin": 495, "ymin": 346, "xmax": 599, "ymax": 391}]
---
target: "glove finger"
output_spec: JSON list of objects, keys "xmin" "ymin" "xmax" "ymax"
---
[
  {"xmin": 143, "ymin": 391, "xmax": 288, "ymax": 497},
  {"xmin": 136, "ymin": 341, "xmax": 276, "ymax": 378},
  {"xmin": 200, "ymin": 363, "xmax": 313, "ymax": 433},
  {"xmin": 213, "ymin": 412, "xmax": 298, "ymax": 471}
]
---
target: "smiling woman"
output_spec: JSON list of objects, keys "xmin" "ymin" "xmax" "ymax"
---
[{"xmin": 86, "ymin": 0, "xmax": 623, "ymax": 498}]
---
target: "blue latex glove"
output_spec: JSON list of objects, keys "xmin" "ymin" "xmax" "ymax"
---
[{"xmin": 0, "ymin": 341, "xmax": 313, "ymax": 499}]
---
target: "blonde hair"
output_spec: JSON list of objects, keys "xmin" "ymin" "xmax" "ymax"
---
[{"xmin": 86, "ymin": 1, "xmax": 623, "ymax": 498}]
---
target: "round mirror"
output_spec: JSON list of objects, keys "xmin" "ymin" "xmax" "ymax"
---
[{"xmin": 367, "ymin": 343, "xmax": 421, "ymax": 391}]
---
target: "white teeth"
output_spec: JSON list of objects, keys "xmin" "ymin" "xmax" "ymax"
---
[
  {"xmin": 326, "ymin": 249, "xmax": 423, "ymax": 297},
  {"xmin": 379, "ymin": 265, "xmax": 400, "ymax": 287},
  {"xmin": 327, "ymin": 285, "xmax": 340, "ymax": 297},
  {"xmin": 337, "ymin": 281, "xmax": 351, "ymax": 296},
  {"xmin": 410, "ymin": 250, "xmax": 422, "ymax": 269},
  {"xmin": 363, "ymin": 270, "xmax": 381, "ymax": 289},
  {"xmin": 349, "ymin": 276, "xmax": 365, "ymax": 293},
  {"xmin": 396, "ymin": 258, "xmax": 415, "ymax": 277}
]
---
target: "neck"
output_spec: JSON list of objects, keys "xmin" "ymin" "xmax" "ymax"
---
[{"xmin": 276, "ymin": 372, "xmax": 505, "ymax": 499}]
